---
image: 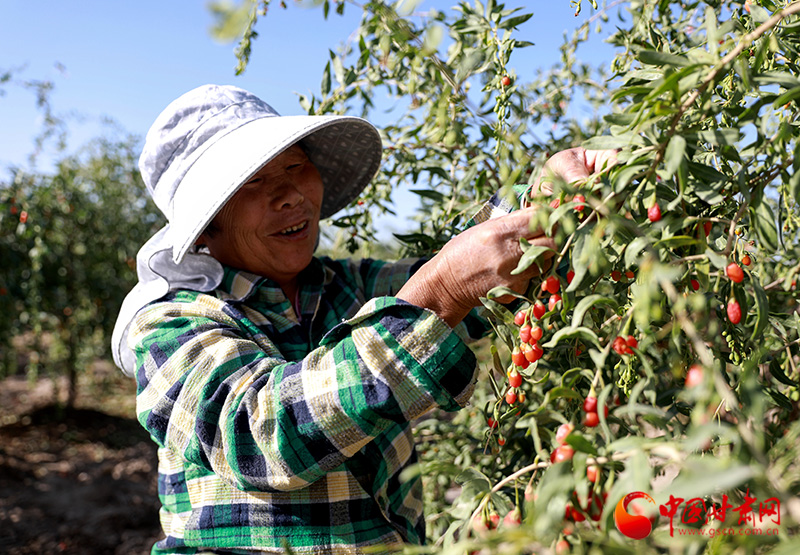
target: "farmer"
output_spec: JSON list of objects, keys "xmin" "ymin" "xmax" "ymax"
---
[{"xmin": 112, "ymin": 84, "xmax": 615, "ymax": 554}]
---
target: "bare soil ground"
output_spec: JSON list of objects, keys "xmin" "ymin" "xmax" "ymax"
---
[{"xmin": 0, "ymin": 367, "xmax": 163, "ymax": 554}]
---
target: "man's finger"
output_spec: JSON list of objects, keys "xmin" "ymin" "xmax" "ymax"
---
[{"xmin": 503, "ymin": 205, "xmax": 550, "ymax": 239}]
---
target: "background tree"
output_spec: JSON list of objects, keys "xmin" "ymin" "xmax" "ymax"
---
[
  {"xmin": 211, "ymin": 0, "xmax": 800, "ymax": 552},
  {"xmin": 0, "ymin": 133, "xmax": 164, "ymax": 407}
]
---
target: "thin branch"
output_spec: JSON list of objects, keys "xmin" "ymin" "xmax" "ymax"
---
[{"xmin": 649, "ymin": 2, "xmax": 800, "ymax": 174}]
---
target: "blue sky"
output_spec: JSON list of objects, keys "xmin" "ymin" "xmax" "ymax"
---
[{"xmin": 0, "ymin": 0, "xmax": 621, "ymax": 236}]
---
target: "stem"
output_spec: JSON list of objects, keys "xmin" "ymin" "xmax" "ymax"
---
[{"xmin": 488, "ymin": 447, "xmax": 679, "ymax": 495}]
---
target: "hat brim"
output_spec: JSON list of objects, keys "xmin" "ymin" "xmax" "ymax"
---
[{"xmin": 170, "ymin": 114, "xmax": 382, "ymax": 263}]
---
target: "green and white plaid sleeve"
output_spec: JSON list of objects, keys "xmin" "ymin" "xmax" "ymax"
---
[
  {"xmin": 133, "ymin": 292, "xmax": 477, "ymax": 490},
  {"xmin": 130, "ymin": 275, "xmax": 478, "ymax": 553}
]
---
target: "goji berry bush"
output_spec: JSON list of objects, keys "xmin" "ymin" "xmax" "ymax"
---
[
  {"xmin": 211, "ymin": 0, "xmax": 800, "ymax": 551},
  {"xmin": 0, "ymin": 134, "xmax": 164, "ymax": 405}
]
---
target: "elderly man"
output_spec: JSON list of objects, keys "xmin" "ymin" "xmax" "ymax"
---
[{"xmin": 112, "ymin": 84, "xmax": 614, "ymax": 554}]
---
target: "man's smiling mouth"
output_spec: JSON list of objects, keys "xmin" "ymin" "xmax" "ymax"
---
[{"xmin": 279, "ymin": 221, "xmax": 309, "ymax": 235}]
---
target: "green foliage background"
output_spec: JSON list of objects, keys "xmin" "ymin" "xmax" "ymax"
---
[{"xmin": 0, "ymin": 129, "xmax": 164, "ymax": 404}]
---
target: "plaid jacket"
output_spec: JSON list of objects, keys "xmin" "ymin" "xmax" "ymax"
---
[{"xmin": 131, "ymin": 190, "xmax": 519, "ymax": 555}]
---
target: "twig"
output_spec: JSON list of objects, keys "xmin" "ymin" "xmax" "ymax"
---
[{"xmin": 649, "ymin": 1, "xmax": 800, "ymax": 174}]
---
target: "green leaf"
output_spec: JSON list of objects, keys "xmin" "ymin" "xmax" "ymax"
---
[
  {"xmin": 705, "ymin": 248, "xmax": 728, "ymax": 270},
  {"xmin": 588, "ymin": 347, "xmax": 609, "ymax": 372},
  {"xmin": 484, "ymin": 290, "xmax": 528, "ymax": 308},
  {"xmin": 749, "ymin": 201, "xmax": 779, "ymax": 252},
  {"xmin": 564, "ymin": 434, "xmax": 599, "ymax": 456},
  {"xmin": 753, "ymin": 71, "xmax": 800, "ymax": 89},
  {"xmin": 773, "ymin": 86, "xmax": 800, "ymax": 109},
  {"xmin": 479, "ymin": 297, "xmax": 514, "ymax": 326},
  {"xmin": 421, "ymin": 23, "xmax": 444, "ymax": 56},
  {"xmin": 542, "ymin": 326, "xmax": 602, "ymax": 350},
  {"xmin": 688, "ymin": 161, "xmax": 728, "ymax": 184},
  {"xmin": 637, "ymin": 50, "xmax": 692, "ymax": 67},
  {"xmin": 500, "ymin": 12, "xmax": 533, "ymax": 29},
  {"xmin": 663, "ymin": 135, "xmax": 686, "ymax": 179},
  {"xmin": 544, "ymin": 386, "xmax": 583, "ymax": 402},
  {"xmin": 612, "ymin": 164, "xmax": 648, "ymax": 194},
  {"xmin": 566, "ymin": 233, "xmax": 589, "ymax": 293},
  {"xmin": 571, "ymin": 294, "xmax": 618, "ymax": 328},
  {"xmin": 749, "ymin": 4, "xmax": 771, "ymax": 24},
  {"xmin": 688, "ymin": 129, "xmax": 741, "ymax": 146},
  {"xmin": 790, "ymin": 171, "xmax": 800, "ymax": 203},
  {"xmin": 665, "ymin": 461, "xmax": 754, "ymax": 500},
  {"xmin": 750, "ymin": 277, "xmax": 769, "ymax": 343},
  {"xmin": 770, "ymin": 358, "xmax": 798, "ymax": 387},
  {"xmin": 410, "ymin": 188, "xmax": 447, "ymax": 201},
  {"xmin": 603, "ymin": 113, "xmax": 638, "ymax": 126},
  {"xmin": 331, "ymin": 52, "xmax": 345, "ymax": 85},
  {"xmin": 611, "ymin": 85, "xmax": 654, "ymax": 102},
  {"xmin": 321, "ymin": 61, "xmax": 331, "ymax": 95},
  {"xmin": 624, "ymin": 236, "xmax": 650, "ymax": 267},
  {"xmin": 693, "ymin": 180, "xmax": 726, "ymax": 205},
  {"xmin": 766, "ymin": 388, "xmax": 794, "ymax": 410},
  {"xmin": 582, "ymin": 134, "xmax": 641, "ymax": 150},
  {"xmin": 512, "ymin": 244, "xmax": 554, "ymax": 276},
  {"xmin": 653, "ymin": 235, "xmax": 701, "ymax": 249}
]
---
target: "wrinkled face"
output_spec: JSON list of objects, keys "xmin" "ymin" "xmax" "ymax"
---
[{"xmin": 198, "ymin": 145, "xmax": 324, "ymax": 287}]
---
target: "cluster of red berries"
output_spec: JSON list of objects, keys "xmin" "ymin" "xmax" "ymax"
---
[
  {"xmin": 610, "ymin": 270, "xmax": 635, "ymax": 282},
  {"xmin": 550, "ymin": 422, "xmax": 575, "ymax": 463},
  {"xmin": 581, "ymin": 395, "xmax": 608, "ymax": 428},
  {"xmin": 471, "ymin": 505, "xmax": 522, "ymax": 536},
  {"xmin": 564, "ymin": 490, "xmax": 606, "ymax": 523},
  {"xmin": 612, "ymin": 335, "xmax": 637, "ymax": 356},
  {"xmin": 508, "ymin": 276, "xmax": 564, "ymax": 404},
  {"xmin": 549, "ymin": 195, "xmax": 586, "ymax": 214}
]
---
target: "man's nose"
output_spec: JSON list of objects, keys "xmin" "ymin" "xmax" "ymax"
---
[{"xmin": 271, "ymin": 181, "xmax": 305, "ymax": 210}]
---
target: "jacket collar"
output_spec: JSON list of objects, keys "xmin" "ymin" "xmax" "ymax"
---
[{"xmin": 216, "ymin": 258, "xmax": 333, "ymax": 317}]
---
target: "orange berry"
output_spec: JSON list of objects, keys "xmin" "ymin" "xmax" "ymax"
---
[
  {"xmin": 685, "ymin": 365, "xmax": 704, "ymax": 388},
  {"xmin": 556, "ymin": 422, "xmax": 574, "ymax": 445},
  {"xmin": 726, "ymin": 262, "xmax": 744, "ymax": 283},
  {"xmin": 727, "ymin": 299, "xmax": 742, "ymax": 324},
  {"xmin": 647, "ymin": 203, "xmax": 662, "ymax": 222}
]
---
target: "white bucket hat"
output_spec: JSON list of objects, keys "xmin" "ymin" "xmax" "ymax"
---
[
  {"xmin": 142, "ymin": 84, "xmax": 382, "ymax": 262},
  {"xmin": 111, "ymin": 84, "xmax": 382, "ymax": 376}
]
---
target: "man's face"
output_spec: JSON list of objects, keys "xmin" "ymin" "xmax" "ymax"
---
[{"xmin": 199, "ymin": 145, "xmax": 324, "ymax": 287}]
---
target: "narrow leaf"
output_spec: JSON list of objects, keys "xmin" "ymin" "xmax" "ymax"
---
[
  {"xmin": 637, "ymin": 50, "xmax": 691, "ymax": 67},
  {"xmin": 663, "ymin": 135, "xmax": 686, "ymax": 179},
  {"xmin": 571, "ymin": 294, "xmax": 618, "ymax": 328},
  {"xmin": 543, "ymin": 326, "xmax": 602, "ymax": 350},
  {"xmin": 773, "ymin": 86, "xmax": 800, "ymax": 109},
  {"xmin": 749, "ymin": 277, "xmax": 769, "ymax": 342},
  {"xmin": 512, "ymin": 244, "xmax": 554, "ymax": 275}
]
